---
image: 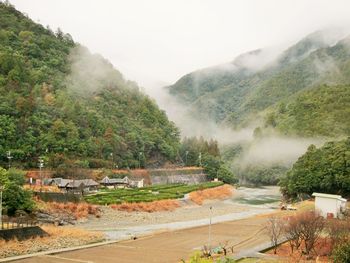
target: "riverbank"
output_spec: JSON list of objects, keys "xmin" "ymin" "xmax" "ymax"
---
[
  {"xmin": 76, "ymin": 186, "xmax": 281, "ymax": 239},
  {"xmin": 0, "ymin": 226, "xmax": 104, "ymax": 259}
]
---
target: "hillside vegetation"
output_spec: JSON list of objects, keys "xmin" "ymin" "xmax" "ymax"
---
[
  {"xmin": 168, "ymin": 30, "xmax": 350, "ymax": 186},
  {"xmin": 265, "ymin": 84, "xmax": 350, "ymax": 137},
  {"xmin": 168, "ymin": 30, "xmax": 350, "ymax": 138},
  {"xmin": 0, "ymin": 2, "xmax": 180, "ymax": 169},
  {"xmin": 279, "ymin": 137, "xmax": 350, "ymax": 198}
]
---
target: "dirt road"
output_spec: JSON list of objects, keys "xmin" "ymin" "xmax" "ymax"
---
[{"xmin": 13, "ymin": 216, "xmax": 270, "ymax": 263}]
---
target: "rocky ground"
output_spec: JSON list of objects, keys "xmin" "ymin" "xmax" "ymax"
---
[
  {"xmin": 0, "ymin": 225, "xmax": 105, "ymax": 258},
  {"xmin": 76, "ymin": 186, "xmax": 281, "ymax": 232}
]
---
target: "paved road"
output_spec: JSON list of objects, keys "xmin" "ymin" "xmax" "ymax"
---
[{"xmin": 12, "ymin": 216, "xmax": 270, "ymax": 263}]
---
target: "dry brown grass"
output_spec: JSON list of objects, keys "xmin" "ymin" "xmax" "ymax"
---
[
  {"xmin": 38, "ymin": 201, "xmax": 100, "ymax": 219},
  {"xmin": 110, "ymin": 199, "xmax": 181, "ymax": 213},
  {"xmin": 189, "ymin": 184, "xmax": 233, "ymax": 205},
  {"xmin": 24, "ymin": 184, "xmax": 61, "ymax": 193},
  {"xmin": 0, "ymin": 225, "xmax": 104, "ymax": 258},
  {"xmin": 148, "ymin": 167, "xmax": 203, "ymax": 171}
]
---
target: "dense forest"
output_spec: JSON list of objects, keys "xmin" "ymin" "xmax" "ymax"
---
[
  {"xmin": 0, "ymin": 2, "xmax": 180, "ymax": 169},
  {"xmin": 263, "ymin": 84, "xmax": 350, "ymax": 137},
  {"xmin": 179, "ymin": 137, "xmax": 237, "ymax": 184},
  {"xmin": 279, "ymin": 138, "xmax": 350, "ymax": 198}
]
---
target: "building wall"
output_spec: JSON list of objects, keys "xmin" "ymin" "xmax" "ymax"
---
[
  {"xmin": 151, "ymin": 174, "xmax": 207, "ymax": 185},
  {"xmin": 0, "ymin": 226, "xmax": 48, "ymax": 241},
  {"xmin": 315, "ymin": 197, "xmax": 339, "ymax": 217}
]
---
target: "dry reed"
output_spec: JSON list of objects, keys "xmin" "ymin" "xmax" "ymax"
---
[
  {"xmin": 189, "ymin": 184, "xmax": 233, "ymax": 205},
  {"xmin": 110, "ymin": 199, "xmax": 181, "ymax": 213}
]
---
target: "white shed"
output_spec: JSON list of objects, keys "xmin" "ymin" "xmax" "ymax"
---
[{"xmin": 312, "ymin": 192, "xmax": 347, "ymax": 218}]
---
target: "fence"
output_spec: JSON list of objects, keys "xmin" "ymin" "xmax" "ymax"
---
[
  {"xmin": 0, "ymin": 216, "xmax": 37, "ymax": 230},
  {"xmin": 34, "ymin": 191, "xmax": 82, "ymax": 203}
]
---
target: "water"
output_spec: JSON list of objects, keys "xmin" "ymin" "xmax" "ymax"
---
[{"xmin": 227, "ymin": 186, "xmax": 281, "ymax": 208}]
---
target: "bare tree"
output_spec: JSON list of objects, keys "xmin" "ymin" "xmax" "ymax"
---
[
  {"xmin": 266, "ymin": 216, "xmax": 284, "ymax": 254},
  {"xmin": 283, "ymin": 215, "xmax": 303, "ymax": 253},
  {"xmin": 299, "ymin": 212, "xmax": 325, "ymax": 256},
  {"xmin": 283, "ymin": 211, "xmax": 325, "ymax": 257}
]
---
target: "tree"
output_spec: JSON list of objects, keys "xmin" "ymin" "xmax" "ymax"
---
[
  {"xmin": 283, "ymin": 215, "xmax": 303, "ymax": 253},
  {"xmin": 0, "ymin": 166, "xmax": 9, "ymax": 186},
  {"xmin": 279, "ymin": 138, "xmax": 350, "ymax": 198},
  {"xmin": 2, "ymin": 183, "xmax": 34, "ymax": 215},
  {"xmin": 0, "ymin": 2, "xmax": 181, "ymax": 169},
  {"xmin": 266, "ymin": 216, "xmax": 284, "ymax": 254},
  {"xmin": 282, "ymin": 211, "xmax": 325, "ymax": 256},
  {"xmin": 180, "ymin": 137, "xmax": 237, "ymax": 184},
  {"xmin": 299, "ymin": 212, "xmax": 325, "ymax": 255},
  {"xmin": 8, "ymin": 168, "xmax": 26, "ymax": 185}
]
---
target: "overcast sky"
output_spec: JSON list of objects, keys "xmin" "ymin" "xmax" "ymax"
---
[{"xmin": 9, "ymin": 0, "xmax": 350, "ymax": 90}]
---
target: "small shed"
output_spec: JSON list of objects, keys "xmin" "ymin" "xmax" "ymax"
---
[{"xmin": 312, "ymin": 192, "xmax": 347, "ymax": 218}]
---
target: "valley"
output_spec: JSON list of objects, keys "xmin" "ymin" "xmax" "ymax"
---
[{"xmin": 0, "ymin": 1, "xmax": 349, "ymax": 262}]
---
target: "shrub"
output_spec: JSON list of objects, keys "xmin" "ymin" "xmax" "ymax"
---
[{"xmin": 332, "ymin": 240, "xmax": 350, "ymax": 263}]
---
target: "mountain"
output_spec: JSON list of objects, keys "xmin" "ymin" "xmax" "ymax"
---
[
  {"xmin": 0, "ymin": 2, "xmax": 180, "ymax": 169},
  {"xmin": 167, "ymin": 29, "xmax": 350, "ymax": 137},
  {"xmin": 265, "ymin": 84, "xmax": 350, "ymax": 137}
]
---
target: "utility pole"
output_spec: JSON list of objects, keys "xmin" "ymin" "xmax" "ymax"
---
[
  {"xmin": 199, "ymin": 152, "xmax": 202, "ymax": 167},
  {"xmin": 185, "ymin": 151, "xmax": 189, "ymax": 166},
  {"xmin": 110, "ymin": 152, "xmax": 113, "ymax": 169},
  {"xmin": 6, "ymin": 151, "xmax": 12, "ymax": 169},
  {"xmin": 138, "ymin": 152, "xmax": 142, "ymax": 169},
  {"xmin": 39, "ymin": 157, "xmax": 44, "ymax": 192},
  {"xmin": 208, "ymin": 206, "xmax": 213, "ymax": 254}
]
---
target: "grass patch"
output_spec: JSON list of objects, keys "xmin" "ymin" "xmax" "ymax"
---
[{"xmin": 84, "ymin": 182, "xmax": 224, "ymax": 205}]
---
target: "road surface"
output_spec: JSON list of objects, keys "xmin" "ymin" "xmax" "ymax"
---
[{"xmin": 13, "ymin": 216, "xmax": 270, "ymax": 263}]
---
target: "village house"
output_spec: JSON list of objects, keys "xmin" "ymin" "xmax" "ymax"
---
[
  {"xmin": 100, "ymin": 176, "xmax": 144, "ymax": 188},
  {"xmin": 312, "ymin": 192, "xmax": 347, "ymax": 218},
  {"xmin": 100, "ymin": 176, "xmax": 129, "ymax": 188},
  {"xmin": 47, "ymin": 178, "xmax": 99, "ymax": 193}
]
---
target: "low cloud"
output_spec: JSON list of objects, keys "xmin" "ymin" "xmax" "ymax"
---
[{"xmin": 65, "ymin": 45, "xmax": 125, "ymax": 94}]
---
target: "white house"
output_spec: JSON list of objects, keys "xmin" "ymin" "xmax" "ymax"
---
[{"xmin": 312, "ymin": 193, "xmax": 347, "ymax": 218}]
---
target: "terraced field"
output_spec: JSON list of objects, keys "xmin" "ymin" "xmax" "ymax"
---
[{"xmin": 84, "ymin": 182, "xmax": 224, "ymax": 205}]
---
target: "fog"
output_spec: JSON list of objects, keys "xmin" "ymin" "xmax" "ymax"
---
[
  {"xmin": 65, "ymin": 46, "xmax": 124, "ymax": 94},
  {"xmin": 9, "ymin": 0, "xmax": 350, "ymax": 89},
  {"xmin": 8, "ymin": 0, "xmax": 349, "ymax": 171},
  {"xmin": 147, "ymin": 29, "xmax": 348, "ymax": 168},
  {"xmin": 238, "ymin": 137, "xmax": 323, "ymax": 167}
]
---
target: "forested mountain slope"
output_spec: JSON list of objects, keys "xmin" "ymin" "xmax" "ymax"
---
[
  {"xmin": 167, "ymin": 30, "xmax": 350, "ymax": 137},
  {"xmin": 0, "ymin": 2, "xmax": 180, "ymax": 169},
  {"xmin": 264, "ymin": 84, "xmax": 350, "ymax": 137},
  {"xmin": 280, "ymin": 137, "xmax": 350, "ymax": 197}
]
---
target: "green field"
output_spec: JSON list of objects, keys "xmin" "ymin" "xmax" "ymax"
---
[{"xmin": 84, "ymin": 182, "xmax": 224, "ymax": 205}]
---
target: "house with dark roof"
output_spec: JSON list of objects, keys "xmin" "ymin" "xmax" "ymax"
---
[
  {"xmin": 100, "ymin": 176, "xmax": 144, "ymax": 188},
  {"xmin": 100, "ymin": 176, "xmax": 129, "ymax": 188},
  {"xmin": 47, "ymin": 178, "xmax": 99, "ymax": 193}
]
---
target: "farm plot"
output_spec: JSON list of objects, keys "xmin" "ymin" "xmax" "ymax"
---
[{"xmin": 84, "ymin": 182, "xmax": 223, "ymax": 205}]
